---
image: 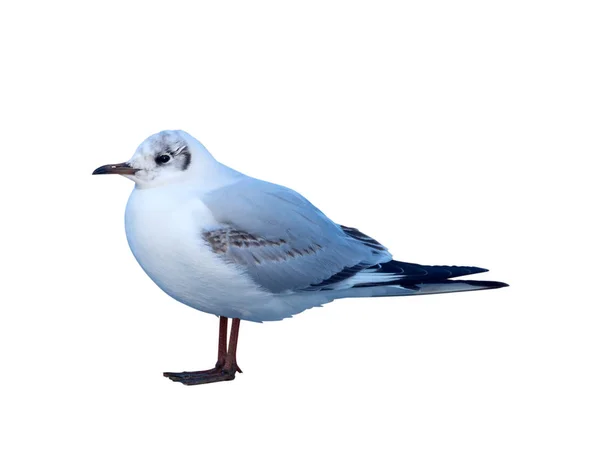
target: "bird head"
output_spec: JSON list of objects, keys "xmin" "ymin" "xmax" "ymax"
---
[{"xmin": 93, "ymin": 130, "xmax": 214, "ymax": 189}]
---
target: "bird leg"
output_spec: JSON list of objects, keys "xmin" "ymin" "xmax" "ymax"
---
[
  {"xmin": 224, "ymin": 318, "xmax": 242, "ymax": 373},
  {"xmin": 215, "ymin": 315, "xmax": 229, "ymax": 368},
  {"xmin": 163, "ymin": 317, "xmax": 242, "ymax": 385}
]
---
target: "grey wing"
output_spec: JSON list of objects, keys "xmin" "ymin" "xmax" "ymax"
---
[{"xmin": 202, "ymin": 177, "xmax": 392, "ymax": 293}]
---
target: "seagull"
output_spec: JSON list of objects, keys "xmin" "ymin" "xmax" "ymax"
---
[{"xmin": 93, "ymin": 130, "xmax": 507, "ymax": 385}]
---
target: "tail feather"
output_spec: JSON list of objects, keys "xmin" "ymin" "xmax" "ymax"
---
[
  {"xmin": 348, "ymin": 260, "xmax": 507, "ymax": 296},
  {"xmin": 413, "ymin": 280, "xmax": 509, "ymax": 294},
  {"xmin": 305, "ymin": 258, "xmax": 507, "ymax": 297},
  {"xmin": 353, "ymin": 260, "xmax": 490, "ymax": 288},
  {"xmin": 345, "ymin": 279, "xmax": 508, "ymax": 300}
]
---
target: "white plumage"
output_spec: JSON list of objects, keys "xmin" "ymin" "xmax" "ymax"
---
[{"xmin": 98, "ymin": 130, "xmax": 504, "ymax": 322}]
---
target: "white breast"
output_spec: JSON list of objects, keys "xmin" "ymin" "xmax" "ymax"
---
[{"xmin": 124, "ymin": 186, "xmax": 273, "ymax": 319}]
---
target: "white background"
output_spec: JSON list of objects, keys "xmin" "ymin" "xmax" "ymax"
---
[{"xmin": 1, "ymin": 1, "xmax": 598, "ymax": 460}]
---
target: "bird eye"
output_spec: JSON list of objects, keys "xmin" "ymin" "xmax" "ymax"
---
[{"xmin": 156, "ymin": 154, "xmax": 171, "ymax": 164}]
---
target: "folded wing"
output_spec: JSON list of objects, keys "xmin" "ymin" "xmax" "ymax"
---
[{"xmin": 201, "ymin": 177, "xmax": 392, "ymax": 293}]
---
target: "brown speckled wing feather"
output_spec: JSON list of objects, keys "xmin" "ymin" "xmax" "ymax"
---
[{"xmin": 203, "ymin": 228, "xmax": 322, "ymax": 264}]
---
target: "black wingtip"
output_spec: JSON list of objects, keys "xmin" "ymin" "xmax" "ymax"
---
[
  {"xmin": 465, "ymin": 280, "xmax": 509, "ymax": 289},
  {"xmin": 470, "ymin": 266, "xmax": 489, "ymax": 275}
]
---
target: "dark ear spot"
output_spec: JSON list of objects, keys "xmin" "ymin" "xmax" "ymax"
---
[{"xmin": 180, "ymin": 148, "xmax": 191, "ymax": 170}]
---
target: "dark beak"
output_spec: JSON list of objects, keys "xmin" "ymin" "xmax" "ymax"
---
[{"xmin": 92, "ymin": 162, "xmax": 139, "ymax": 175}]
